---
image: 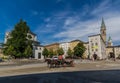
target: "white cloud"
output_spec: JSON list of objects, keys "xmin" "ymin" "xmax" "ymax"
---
[
  {"xmin": 64, "ymin": 17, "xmax": 77, "ymax": 26},
  {"xmin": 105, "ymin": 15, "xmax": 120, "ymax": 41},
  {"xmin": 54, "ymin": 18, "xmax": 100, "ymax": 42},
  {"xmin": 44, "ymin": 17, "xmax": 51, "ymax": 22},
  {"xmin": 33, "ymin": 0, "xmax": 120, "ymax": 45},
  {"xmin": 91, "ymin": 0, "xmax": 111, "ymax": 15},
  {"xmin": 54, "ymin": 0, "xmax": 120, "ymax": 44}
]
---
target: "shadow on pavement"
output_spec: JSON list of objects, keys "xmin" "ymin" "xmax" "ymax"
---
[{"xmin": 0, "ymin": 69, "xmax": 120, "ymax": 83}]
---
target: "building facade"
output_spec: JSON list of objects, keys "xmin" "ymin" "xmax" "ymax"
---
[
  {"xmin": 83, "ymin": 42, "xmax": 89, "ymax": 58},
  {"xmin": 106, "ymin": 46, "xmax": 120, "ymax": 59},
  {"xmin": 27, "ymin": 31, "xmax": 37, "ymax": 41},
  {"xmin": 45, "ymin": 43, "xmax": 59, "ymax": 52},
  {"xmin": 4, "ymin": 32, "xmax": 11, "ymax": 44},
  {"xmin": 114, "ymin": 46, "xmax": 120, "ymax": 58},
  {"xmin": 69, "ymin": 40, "xmax": 83, "ymax": 51},
  {"xmin": 33, "ymin": 45, "xmax": 44, "ymax": 59},
  {"xmin": 88, "ymin": 34, "xmax": 106, "ymax": 59},
  {"xmin": 59, "ymin": 42, "xmax": 70, "ymax": 57}
]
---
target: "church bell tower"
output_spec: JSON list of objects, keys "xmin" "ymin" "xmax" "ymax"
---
[{"xmin": 100, "ymin": 18, "xmax": 106, "ymax": 43}]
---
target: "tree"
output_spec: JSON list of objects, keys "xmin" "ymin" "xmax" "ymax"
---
[
  {"xmin": 3, "ymin": 19, "xmax": 32, "ymax": 58},
  {"xmin": 49, "ymin": 49, "xmax": 54, "ymax": 58},
  {"xmin": 6, "ymin": 45, "xmax": 16, "ymax": 56},
  {"xmin": 24, "ymin": 45, "xmax": 32, "ymax": 58},
  {"xmin": 42, "ymin": 48, "xmax": 49, "ymax": 58},
  {"xmin": 57, "ymin": 48, "xmax": 64, "ymax": 56},
  {"xmin": 74, "ymin": 43, "xmax": 86, "ymax": 57},
  {"xmin": 53, "ymin": 50, "xmax": 57, "ymax": 55},
  {"xmin": 67, "ymin": 48, "xmax": 73, "ymax": 57}
]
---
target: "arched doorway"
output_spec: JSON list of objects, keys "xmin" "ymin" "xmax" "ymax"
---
[
  {"xmin": 109, "ymin": 52, "xmax": 115, "ymax": 58},
  {"xmin": 93, "ymin": 53, "xmax": 98, "ymax": 60},
  {"xmin": 38, "ymin": 53, "xmax": 41, "ymax": 59}
]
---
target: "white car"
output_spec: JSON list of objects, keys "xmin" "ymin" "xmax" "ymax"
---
[{"xmin": 52, "ymin": 56, "xmax": 58, "ymax": 60}]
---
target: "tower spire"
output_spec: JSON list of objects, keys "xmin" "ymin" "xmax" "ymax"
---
[
  {"xmin": 101, "ymin": 18, "xmax": 106, "ymax": 29},
  {"xmin": 108, "ymin": 36, "xmax": 112, "ymax": 42},
  {"xmin": 100, "ymin": 17, "xmax": 106, "ymax": 43},
  {"xmin": 107, "ymin": 35, "xmax": 113, "ymax": 46}
]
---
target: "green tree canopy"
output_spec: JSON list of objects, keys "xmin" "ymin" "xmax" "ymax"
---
[
  {"xmin": 24, "ymin": 45, "xmax": 32, "ymax": 58},
  {"xmin": 42, "ymin": 48, "xmax": 49, "ymax": 58},
  {"xmin": 6, "ymin": 45, "xmax": 16, "ymax": 56},
  {"xmin": 3, "ymin": 19, "xmax": 33, "ymax": 58},
  {"xmin": 49, "ymin": 49, "xmax": 54, "ymax": 58},
  {"xmin": 74, "ymin": 42, "xmax": 86, "ymax": 57},
  {"xmin": 57, "ymin": 47, "xmax": 64, "ymax": 56},
  {"xmin": 67, "ymin": 48, "xmax": 73, "ymax": 57},
  {"xmin": 53, "ymin": 50, "xmax": 57, "ymax": 55}
]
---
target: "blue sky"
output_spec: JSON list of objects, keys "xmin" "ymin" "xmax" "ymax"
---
[{"xmin": 0, "ymin": 0, "xmax": 120, "ymax": 45}]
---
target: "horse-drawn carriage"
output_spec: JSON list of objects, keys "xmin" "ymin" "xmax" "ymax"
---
[{"xmin": 45, "ymin": 58, "xmax": 74, "ymax": 68}]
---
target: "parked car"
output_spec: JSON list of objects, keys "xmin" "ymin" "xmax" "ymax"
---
[{"xmin": 52, "ymin": 56, "xmax": 58, "ymax": 60}]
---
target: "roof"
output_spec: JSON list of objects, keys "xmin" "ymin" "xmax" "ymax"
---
[
  {"xmin": 88, "ymin": 34, "xmax": 101, "ymax": 37},
  {"xmin": 32, "ymin": 41, "xmax": 40, "ymax": 45},
  {"xmin": 84, "ymin": 42, "xmax": 89, "ymax": 44},
  {"xmin": 88, "ymin": 34, "xmax": 106, "ymax": 44},
  {"xmin": 45, "ymin": 43, "xmax": 59, "ymax": 47},
  {"xmin": 34, "ymin": 45, "xmax": 44, "ymax": 47},
  {"xmin": 59, "ymin": 42, "xmax": 69, "ymax": 44},
  {"xmin": 28, "ymin": 30, "xmax": 36, "ymax": 36},
  {"xmin": 106, "ymin": 45, "xmax": 120, "ymax": 48},
  {"xmin": 70, "ymin": 39, "xmax": 84, "ymax": 43}
]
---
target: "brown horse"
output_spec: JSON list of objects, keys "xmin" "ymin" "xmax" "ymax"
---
[
  {"xmin": 65, "ymin": 60, "xmax": 74, "ymax": 67},
  {"xmin": 45, "ymin": 58, "xmax": 60, "ymax": 68}
]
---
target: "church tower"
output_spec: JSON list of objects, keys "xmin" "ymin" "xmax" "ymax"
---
[
  {"xmin": 100, "ymin": 18, "xmax": 106, "ymax": 43},
  {"xmin": 107, "ymin": 36, "xmax": 113, "ymax": 46}
]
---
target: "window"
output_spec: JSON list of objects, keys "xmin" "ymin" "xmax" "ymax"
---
[
  {"xmin": 39, "ymin": 48, "xmax": 41, "ymax": 50},
  {"xmin": 92, "ymin": 49, "xmax": 94, "ymax": 51},
  {"xmin": 92, "ymin": 43, "xmax": 94, "ymax": 46},
  {"xmin": 96, "ymin": 49, "xmax": 98, "ymax": 51},
  {"xmin": 95, "ymin": 43, "xmax": 98, "ymax": 46}
]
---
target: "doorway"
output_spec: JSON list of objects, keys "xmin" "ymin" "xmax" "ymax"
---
[
  {"xmin": 109, "ymin": 52, "xmax": 115, "ymax": 58},
  {"xmin": 38, "ymin": 53, "xmax": 41, "ymax": 59}
]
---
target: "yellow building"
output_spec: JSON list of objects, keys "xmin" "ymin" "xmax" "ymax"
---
[
  {"xmin": 45, "ymin": 43, "xmax": 59, "ymax": 52},
  {"xmin": 69, "ymin": 40, "xmax": 89, "ymax": 59},
  {"xmin": 106, "ymin": 46, "xmax": 120, "ymax": 59},
  {"xmin": 114, "ymin": 46, "xmax": 120, "ymax": 58},
  {"xmin": 83, "ymin": 42, "xmax": 89, "ymax": 59},
  {"xmin": 69, "ymin": 40, "xmax": 83, "ymax": 51}
]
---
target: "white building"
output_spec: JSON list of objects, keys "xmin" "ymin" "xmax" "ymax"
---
[
  {"xmin": 28, "ymin": 31, "xmax": 44, "ymax": 60},
  {"xmin": 33, "ymin": 45, "xmax": 44, "ymax": 59},
  {"xmin": 27, "ymin": 31, "xmax": 37, "ymax": 41},
  {"xmin": 4, "ymin": 32, "xmax": 11, "ymax": 44},
  {"xmin": 88, "ymin": 34, "xmax": 106, "ymax": 59},
  {"xmin": 59, "ymin": 42, "xmax": 70, "ymax": 57}
]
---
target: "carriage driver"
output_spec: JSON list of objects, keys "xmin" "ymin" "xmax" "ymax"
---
[{"xmin": 58, "ymin": 55, "xmax": 64, "ymax": 65}]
